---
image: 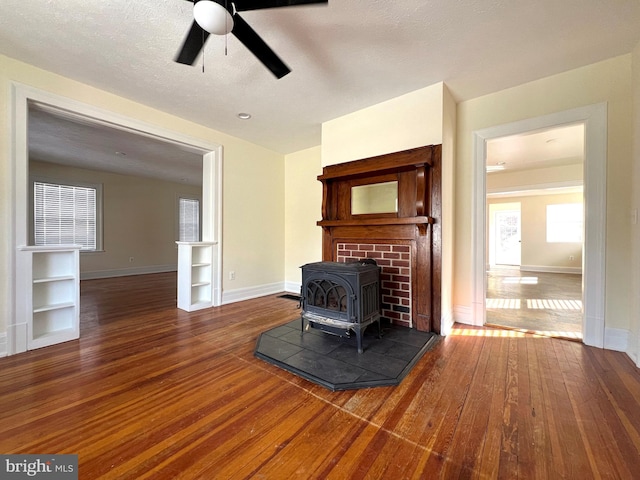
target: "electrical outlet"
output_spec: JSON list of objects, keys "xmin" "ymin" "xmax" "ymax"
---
[
  {"xmin": 129, "ymin": 257, "xmax": 134, "ymax": 263},
  {"xmin": 569, "ymin": 255, "xmax": 574, "ymax": 261},
  {"xmin": 229, "ymin": 271, "xmax": 235, "ymax": 280}
]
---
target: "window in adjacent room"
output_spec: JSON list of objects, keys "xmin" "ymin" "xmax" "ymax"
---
[
  {"xmin": 33, "ymin": 179, "xmax": 103, "ymax": 251},
  {"xmin": 546, "ymin": 203, "xmax": 583, "ymax": 243},
  {"xmin": 178, "ymin": 197, "xmax": 201, "ymax": 242}
]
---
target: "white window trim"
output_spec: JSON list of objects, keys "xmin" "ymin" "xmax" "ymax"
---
[{"xmin": 30, "ymin": 175, "xmax": 104, "ymax": 252}]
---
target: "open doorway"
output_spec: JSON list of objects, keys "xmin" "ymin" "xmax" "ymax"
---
[
  {"xmin": 9, "ymin": 84, "xmax": 223, "ymax": 355},
  {"xmin": 27, "ymin": 104, "xmax": 206, "ymax": 278},
  {"xmin": 471, "ymin": 103, "xmax": 607, "ymax": 348},
  {"xmin": 484, "ymin": 125, "xmax": 584, "ymax": 339}
]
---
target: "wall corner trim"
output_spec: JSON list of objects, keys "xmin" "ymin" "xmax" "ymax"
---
[{"xmin": 0, "ymin": 333, "xmax": 7, "ymax": 358}]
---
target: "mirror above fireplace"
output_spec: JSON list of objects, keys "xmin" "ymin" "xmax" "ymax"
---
[{"xmin": 351, "ymin": 181, "xmax": 398, "ymax": 215}]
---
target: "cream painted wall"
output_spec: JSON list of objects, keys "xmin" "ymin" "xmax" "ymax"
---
[
  {"xmin": 456, "ymin": 55, "xmax": 634, "ymax": 331},
  {"xmin": 321, "ymin": 83, "xmax": 445, "ymax": 167},
  {"xmin": 284, "ymin": 146, "xmax": 322, "ymax": 289},
  {"xmin": 630, "ymin": 41, "xmax": 640, "ymax": 364},
  {"xmin": 30, "ymin": 160, "xmax": 201, "ymax": 277},
  {"xmin": 488, "ymin": 193, "xmax": 583, "ymax": 269},
  {"xmin": 0, "ymin": 54, "xmax": 285, "ymax": 337},
  {"xmin": 222, "ymin": 140, "xmax": 285, "ymax": 290}
]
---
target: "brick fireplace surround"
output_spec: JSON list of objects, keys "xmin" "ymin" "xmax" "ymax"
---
[{"xmin": 337, "ymin": 242, "xmax": 412, "ymax": 327}]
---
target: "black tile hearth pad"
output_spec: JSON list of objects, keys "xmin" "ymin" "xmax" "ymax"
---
[{"xmin": 254, "ymin": 319, "xmax": 439, "ymax": 391}]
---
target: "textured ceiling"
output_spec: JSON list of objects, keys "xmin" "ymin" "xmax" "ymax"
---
[
  {"xmin": 1, "ymin": 0, "xmax": 639, "ymax": 182},
  {"xmin": 487, "ymin": 124, "xmax": 584, "ymax": 171}
]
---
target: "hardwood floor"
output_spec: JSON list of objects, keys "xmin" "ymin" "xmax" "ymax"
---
[
  {"xmin": 486, "ymin": 268, "xmax": 583, "ymax": 340},
  {"xmin": 1, "ymin": 273, "xmax": 640, "ymax": 479}
]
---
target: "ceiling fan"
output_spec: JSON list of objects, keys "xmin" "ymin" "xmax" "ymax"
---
[{"xmin": 175, "ymin": 0, "xmax": 328, "ymax": 79}]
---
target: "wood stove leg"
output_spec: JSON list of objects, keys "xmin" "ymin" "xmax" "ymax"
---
[{"xmin": 356, "ymin": 328, "xmax": 363, "ymax": 354}]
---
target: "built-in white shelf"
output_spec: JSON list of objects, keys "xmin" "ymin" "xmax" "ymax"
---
[
  {"xmin": 33, "ymin": 275, "xmax": 76, "ymax": 283},
  {"xmin": 17, "ymin": 245, "xmax": 81, "ymax": 351},
  {"xmin": 176, "ymin": 242, "xmax": 216, "ymax": 312}
]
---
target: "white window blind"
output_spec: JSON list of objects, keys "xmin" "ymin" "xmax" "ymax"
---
[
  {"xmin": 179, "ymin": 197, "xmax": 200, "ymax": 242},
  {"xmin": 34, "ymin": 181, "xmax": 97, "ymax": 250}
]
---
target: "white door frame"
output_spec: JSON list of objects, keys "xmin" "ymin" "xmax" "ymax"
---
[
  {"xmin": 471, "ymin": 103, "xmax": 607, "ymax": 347},
  {"xmin": 9, "ymin": 83, "xmax": 223, "ymax": 355}
]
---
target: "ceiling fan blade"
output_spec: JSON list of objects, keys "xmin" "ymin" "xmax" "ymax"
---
[
  {"xmin": 234, "ymin": 0, "xmax": 327, "ymax": 12},
  {"xmin": 231, "ymin": 14, "xmax": 291, "ymax": 78},
  {"xmin": 175, "ymin": 20, "xmax": 210, "ymax": 65}
]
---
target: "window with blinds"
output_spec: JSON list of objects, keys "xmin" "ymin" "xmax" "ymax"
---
[
  {"xmin": 34, "ymin": 181, "xmax": 98, "ymax": 250},
  {"xmin": 179, "ymin": 197, "xmax": 200, "ymax": 242}
]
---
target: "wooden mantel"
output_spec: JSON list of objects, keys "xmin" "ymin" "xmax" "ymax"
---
[
  {"xmin": 317, "ymin": 216, "xmax": 434, "ymax": 227},
  {"xmin": 318, "ymin": 145, "xmax": 442, "ymax": 333}
]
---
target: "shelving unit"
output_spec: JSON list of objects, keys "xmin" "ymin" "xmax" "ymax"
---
[
  {"xmin": 17, "ymin": 245, "xmax": 81, "ymax": 351},
  {"xmin": 177, "ymin": 242, "xmax": 215, "ymax": 311}
]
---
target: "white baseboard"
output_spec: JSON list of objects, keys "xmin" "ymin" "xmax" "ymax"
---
[
  {"xmin": 625, "ymin": 334, "xmax": 639, "ymax": 367},
  {"xmin": 627, "ymin": 350, "xmax": 638, "ymax": 366},
  {"xmin": 6, "ymin": 323, "xmax": 27, "ymax": 356},
  {"xmin": 222, "ymin": 282, "xmax": 286, "ymax": 305},
  {"xmin": 453, "ymin": 305, "xmax": 473, "ymax": 325},
  {"xmin": 604, "ymin": 327, "xmax": 629, "ymax": 352},
  {"xmin": 81, "ymin": 264, "xmax": 177, "ymax": 280},
  {"xmin": 284, "ymin": 281, "xmax": 301, "ymax": 295},
  {"xmin": 440, "ymin": 309, "xmax": 454, "ymax": 336},
  {"xmin": 520, "ymin": 265, "xmax": 582, "ymax": 275},
  {"xmin": 0, "ymin": 332, "xmax": 6, "ymax": 358}
]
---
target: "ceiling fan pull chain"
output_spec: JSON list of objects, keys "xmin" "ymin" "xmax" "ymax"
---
[{"xmin": 225, "ymin": 0, "xmax": 229, "ymax": 56}]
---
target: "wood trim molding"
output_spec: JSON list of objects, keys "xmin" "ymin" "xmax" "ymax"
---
[
  {"xmin": 317, "ymin": 216, "xmax": 434, "ymax": 228},
  {"xmin": 319, "ymin": 146, "xmax": 434, "ymax": 181}
]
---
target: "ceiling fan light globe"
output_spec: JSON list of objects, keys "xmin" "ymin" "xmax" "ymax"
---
[{"xmin": 194, "ymin": 0, "xmax": 234, "ymax": 35}]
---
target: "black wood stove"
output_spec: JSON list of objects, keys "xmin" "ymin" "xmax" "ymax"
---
[{"xmin": 300, "ymin": 260, "xmax": 381, "ymax": 353}]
